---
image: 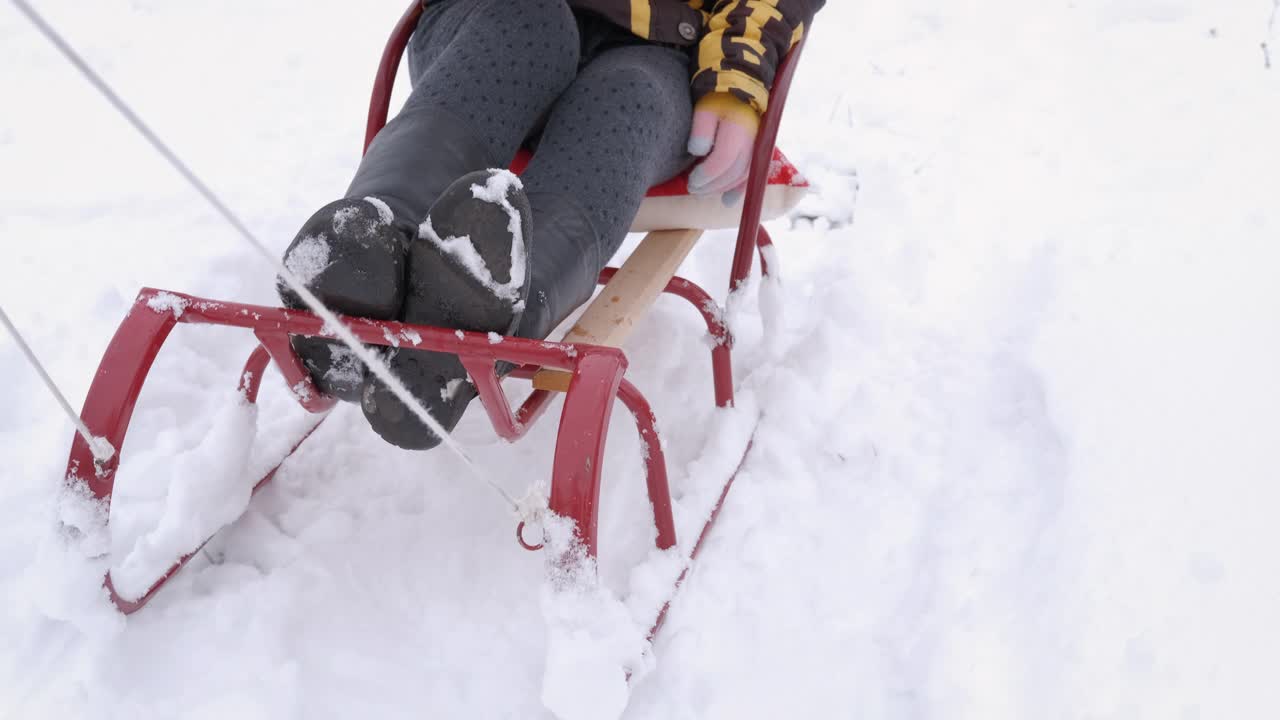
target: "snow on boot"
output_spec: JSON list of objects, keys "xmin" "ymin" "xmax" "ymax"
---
[
  {"xmin": 361, "ymin": 169, "xmax": 532, "ymax": 450},
  {"xmin": 277, "ymin": 197, "xmax": 408, "ymax": 402}
]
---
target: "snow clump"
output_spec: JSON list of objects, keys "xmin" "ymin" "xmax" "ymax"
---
[
  {"xmin": 110, "ymin": 391, "xmax": 258, "ymax": 601},
  {"xmin": 419, "ymin": 169, "xmax": 527, "ymax": 306},
  {"xmin": 539, "ymin": 514, "xmax": 650, "ymax": 720},
  {"xmin": 283, "ymin": 234, "xmax": 331, "ymax": 285},
  {"xmin": 322, "ymin": 344, "xmax": 363, "ymax": 389},
  {"xmin": 363, "ymin": 196, "xmax": 394, "ymax": 225},
  {"xmin": 146, "ymin": 291, "xmax": 188, "ymax": 318}
]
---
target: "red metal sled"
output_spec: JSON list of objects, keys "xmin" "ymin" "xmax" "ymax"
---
[{"xmin": 64, "ymin": 1, "xmax": 807, "ymax": 640}]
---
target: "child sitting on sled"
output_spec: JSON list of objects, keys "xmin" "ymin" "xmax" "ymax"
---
[{"xmin": 278, "ymin": 0, "xmax": 824, "ymax": 449}]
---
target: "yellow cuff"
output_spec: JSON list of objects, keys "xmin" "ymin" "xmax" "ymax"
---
[{"xmin": 694, "ymin": 92, "xmax": 761, "ymax": 134}]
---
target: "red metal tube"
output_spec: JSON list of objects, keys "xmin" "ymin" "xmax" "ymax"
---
[
  {"xmin": 461, "ymin": 357, "xmax": 528, "ymax": 442},
  {"xmin": 506, "ymin": 367, "xmax": 676, "ymax": 552},
  {"xmin": 506, "ymin": 366, "xmax": 561, "ymax": 431},
  {"xmin": 64, "ymin": 292, "xmax": 179, "ymax": 502},
  {"xmin": 253, "ymin": 330, "xmax": 337, "ymax": 414},
  {"xmin": 711, "ymin": 345, "xmax": 734, "ymax": 409},
  {"xmin": 548, "ymin": 350, "xmax": 627, "ymax": 558},
  {"xmin": 729, "ymin": 39, "xmax": 807, "ymax": 293},
  {"xmin": 238, "ymin": 344, "xmax": 271, "ymax": 404},
  {"xmin": 756, "ymin": 225, "xmax": 775, "ymax": 279},
  {"xmin": 597, "ymin": 268, "xmax": 736, "ymax": 408},
  {"xmin": 138, "ymin": 288, "xmax": 585, "ymax": 372},
  {"xmin": 658, "ymin": 276, "xmax": 735, "ymax": 408},
  {"xmin": 515, "ymin": 388, "xmax": 556, "ymax": 429},
  {"xmin": 616, "ymin": 379, "xmax": 676, "ymax": 551}
]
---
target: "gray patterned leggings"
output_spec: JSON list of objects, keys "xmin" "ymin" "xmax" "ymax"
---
[
  {"xmin": 347, "ymin": 0, "xmax": 694, "ymax": 338},
  {"xmin": 403, "ymin": 0, "xmax": 690, "ymax": 248}
]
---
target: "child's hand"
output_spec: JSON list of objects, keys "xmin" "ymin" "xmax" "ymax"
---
[{"xmin": 687, "ymin": 93, "xmax": 760, "ymax": 202}]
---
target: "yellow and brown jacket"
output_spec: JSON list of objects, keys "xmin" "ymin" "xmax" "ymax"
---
[{"xmin": 568, "ymin": 0, "xmax": 824, "ymax": 115}]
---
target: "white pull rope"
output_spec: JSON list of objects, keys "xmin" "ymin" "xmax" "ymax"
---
[
  {"xmin": 11, "ymin": 0, "xmax": 522, "ymax": 510},
  {"xmin": 0, "ymin": 305, "xmax": 116, "ymax": 464}
]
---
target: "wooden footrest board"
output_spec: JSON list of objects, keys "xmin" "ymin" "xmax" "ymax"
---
[{"xmin": 532, "ymin": 228, "xmax": 703, "ymax": 392}]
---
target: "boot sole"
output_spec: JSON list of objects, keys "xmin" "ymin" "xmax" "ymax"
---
[
  {"xmin": 279, "ymin": 199, "xmax": 407, "ymax": 403},
  {"xmin": 362, "ymin": 171, "xmax": 532, "ymax": 450}
]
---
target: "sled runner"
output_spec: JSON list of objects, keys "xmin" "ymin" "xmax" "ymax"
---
[{"xmin": 64, "ymin": 0, "xmax": 809, "ymax": 643}]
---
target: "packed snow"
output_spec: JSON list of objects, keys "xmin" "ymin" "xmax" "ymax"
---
[
  {"xmin": 332, "ymin": 197, "xmax": 393, "ymax": 239},
  {"xmin": 2, "ymin": 1, "xmax": 1280, "ymax": 719},
  {"xmin": 282, "ymin": 234, "xmax": 331, "ymax": 285},
  {"xmin": 320, "ymin": 343, "xmax": 362, "ymax": 389},
  {"xmin": 420, "ymin": 169, "xmax": 528, "ymax": 306},
  {"xmin": 470, "ymin": 168, "xmax": 527, "ymax": 274},
  {"xmin": 110, "ymin": 392, "xmax": 259, "ymax": 601},
  {"xmin": 439, "ymin": 377, "xmax": 468, "ymax": 403},
  {"xmin": 363, "ymin": 196, "xmax": 395, "ymax": 225},
  {"xmin": 144, "ymin": 291, "xmax": 188, "ymax": 319}
]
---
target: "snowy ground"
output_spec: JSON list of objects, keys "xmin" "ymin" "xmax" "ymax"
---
[{"xmin": 3, "ymin": 1, "xmax": 1280, "ymax": 718}]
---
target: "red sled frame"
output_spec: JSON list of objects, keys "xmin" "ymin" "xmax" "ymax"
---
[{"xmin": 64, "ymin": 0, "xmax": 806, "ymax": 641}]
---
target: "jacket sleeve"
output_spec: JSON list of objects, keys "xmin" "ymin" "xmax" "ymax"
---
[{"xmin": 690, "ymin": 0, "xmax": 824, "ymax": 115}]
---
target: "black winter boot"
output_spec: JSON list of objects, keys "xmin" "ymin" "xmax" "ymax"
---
[
  {"xmin": 513, "ymin": 192, "xmax": 608, "ymax": 341},
  {"xmin": 278, "ymin": 198, "xmax": 409, "ymax": 402},
  {"xmin": 278, "ymin": 106, "xmax": 499, "ymax": 404},
  {"xmin": 361, "ymin": 169, "xmax": 534, "ymax": 450}
]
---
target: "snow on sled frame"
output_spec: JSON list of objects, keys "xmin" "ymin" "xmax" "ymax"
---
[{"xmin": 64, "ymin": 0, "xmax": 808, "ymax": 640}]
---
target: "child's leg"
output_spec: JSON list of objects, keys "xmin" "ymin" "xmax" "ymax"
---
[
  {"xmin": 279, "ymin": 0, "xmax": 580, "ymax": 403},
  {"xmin": 359, "ymin": 39, "xmax": 695, "ymax": 448},
  {"xmin": 350, "ymin": 0, "xmax": 582, "ymax": 232},
  {"xmin": 515, "ymin": 42, "xmax": 694, "ymax": 339}
]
